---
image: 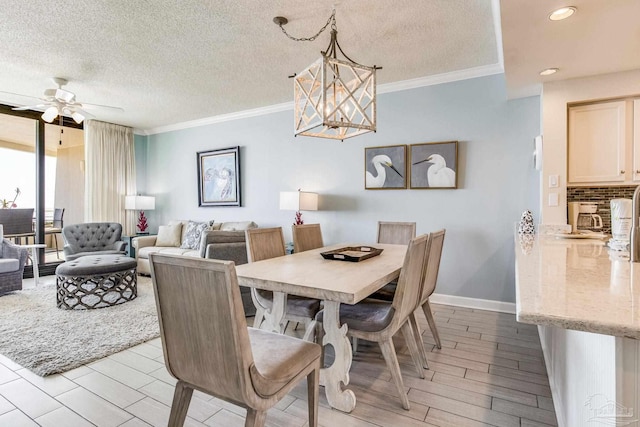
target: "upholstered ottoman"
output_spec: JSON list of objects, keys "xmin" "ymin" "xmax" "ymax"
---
[{"xmin": 56, "ymin": 254, "xmax": 137, "ymax": 309}]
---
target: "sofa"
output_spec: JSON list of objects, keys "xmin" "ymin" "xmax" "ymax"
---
[
  {"xmin": 62, "ymin": 222, "xmax": 127, "ymax": 261},
  {"xmin": 133, "ymin": 220, "xmax": 258, "ymax": 314}
]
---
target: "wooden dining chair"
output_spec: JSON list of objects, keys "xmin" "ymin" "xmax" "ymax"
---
[
  {"xmin": 377, "ymin": 221, "xmax": 416, "ymax": 245},
  {"xmin": 409, "ymin": 229, "xmax": 446, "ymax": 368},
  {"xmin": 149, "ymin": 253, "xmax": 321, "ymax": 427},
  {"xmin": 368, "ymin": 221, "xmax": 416, "ymax": 302},
  {"xmin": 316, "ymin": 234, "xmax": 431, "ymax": 410},
  {"xmin": 246, "ymin": 228, "xmax": 321, "ymax": 338},
  {"xmin": 292, "ymin": 224, "xmax": 324, "ymax": 253}
]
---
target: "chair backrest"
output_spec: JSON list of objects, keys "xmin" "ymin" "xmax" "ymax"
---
[
  {"xmin": 0, "ymin": 208, "xmax": 34, "ymax": 235},
  {"xmin": 419, "ymin": 229, "xmax": 446, "ymax": 304},
  {"xmin": 53, "ymin": 208, "xmax": 65, "ymax": 229},
  {"xmin": 149, "ymin": 254, "xmax": 253, "ymax": 404},
  {"xmin": 62, "ymin": 222, "xmax": 123, "ymax": 252},
  {"xmin": 245, "ymin": 227, "xmax": 286, "ymax": 262},
  {"xmin": 392, "ymin": 234, "xmax": 431, "ymax": 323},
  {"xmin": 377, "ymin": 221, "xmax": 416, "ymax": 245},
  {"xmin": 292, "ymin": 224, "xmax": 324, "ymax": 253}
]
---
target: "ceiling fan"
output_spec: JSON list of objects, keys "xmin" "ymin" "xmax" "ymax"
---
[{"xmin": 3, "ymin": 77, "xmax": 124, "ymax": 124}]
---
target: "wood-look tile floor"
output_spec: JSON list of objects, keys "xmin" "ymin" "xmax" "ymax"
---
[{"xmin": 0, "ymin": 281, "xmax": 558, "ymax": 426}]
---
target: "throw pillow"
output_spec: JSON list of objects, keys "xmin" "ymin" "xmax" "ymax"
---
[
  {"xmin": 219, "ymin": 221, "xmax": 258, "ymax": 231},
  {"xmin": 180, "ymin": 221, "xmax": 210, "ymax": 250},
  {"xmin": 155, "ymin": 225, "xmax": 182, "ymax": 247}
]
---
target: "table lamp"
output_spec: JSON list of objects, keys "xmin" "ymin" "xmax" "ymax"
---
[
  {"xmin": 279, "ymin": 190, "xmax": 318, "ymax": 225},
  {"xmin": 125, "ymin": 195, "xmax": 155, "ymax": 234}
]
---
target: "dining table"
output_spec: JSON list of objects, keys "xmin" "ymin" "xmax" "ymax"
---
[{"xmin": 234, "ymin": 242, "xmax": 407, "ymax": 413}]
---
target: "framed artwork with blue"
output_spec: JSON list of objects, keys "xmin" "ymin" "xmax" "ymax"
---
[{"xmin": 197, "ymin": 146, "xmax": 241, "ymax": 207}]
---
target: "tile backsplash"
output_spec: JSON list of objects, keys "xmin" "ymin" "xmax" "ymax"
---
[{"xmin": 567, "ymin": 186, "xmax": 637, "ymax": 233}]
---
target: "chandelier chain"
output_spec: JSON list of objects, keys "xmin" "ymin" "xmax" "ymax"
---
[{"xmin": 278, "ymin": 9, "xmax": 336, "ymax": 42}]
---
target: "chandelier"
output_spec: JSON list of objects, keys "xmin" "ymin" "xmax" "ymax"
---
[{"xmin": 274, "ymin": 10, "xmax": 380, "ymax": 141}]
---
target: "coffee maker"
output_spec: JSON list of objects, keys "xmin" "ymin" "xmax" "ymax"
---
[{"xmin": 568, "ymin": 202, "xmax": 603, "ymax": 233}]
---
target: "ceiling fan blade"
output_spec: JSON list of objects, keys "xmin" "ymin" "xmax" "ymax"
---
[
  {"xmin": 0, "ymin": 90, "xmax": 44, "ymax": 102},
  {"xmin": 78, "ymin": 102, "xmax": 124, "ymax": 112},
  {"xmin": 12, "ymin": 104, "xmax": 48, "ymax": 111},
  {"xmin": 72, "ymin": 107, "xmax": 95, "ymax": 119}
]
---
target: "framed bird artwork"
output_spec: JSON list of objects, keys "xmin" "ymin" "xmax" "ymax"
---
[
  {"xmin": 197, "ymin": 146, "xmax": 241, "ymax": 206},
  {"xmin": 364, "ymin": 145, "xmax": 407, "ymax": 190},
  {"xmin": 409, "ymin": 141, "xmax": 458, "ymax": 189}
]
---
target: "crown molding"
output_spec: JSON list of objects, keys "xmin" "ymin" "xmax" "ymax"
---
[
  {"xmin": 377, "ymin": 63, "xmax": 503, "ymax": 95},
  {"xmin": 139, "ymin": 63, "xmax": 504, "ymax": 136},
  {"xmin": 140, "ymin": 102, "xmax": 293, "ymax": 136}
]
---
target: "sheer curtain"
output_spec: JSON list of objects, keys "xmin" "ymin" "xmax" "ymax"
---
[{"xmin": 84, "ymin": 120, "xmax": 137, "ymax": 235}]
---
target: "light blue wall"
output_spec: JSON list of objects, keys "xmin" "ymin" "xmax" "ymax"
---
[{"xmin": 138, "ymin": 74, "xmax": 540, "ymax": 303}]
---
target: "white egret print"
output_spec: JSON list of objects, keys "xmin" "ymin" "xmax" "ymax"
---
[
  {"xmin": 364, "ymin": 145, "xmax": 407, "ymax": 189},
  {"xmin": 410, "ymin": 141, "xmax": 458, "ymax": 189},
  {"xmin": 197, "ymin": 146, "xmax": 241, "ymax": 207}
]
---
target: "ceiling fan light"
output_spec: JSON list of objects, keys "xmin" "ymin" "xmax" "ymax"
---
[
  {"xmin": 42, "ymin": 106, "xmax": 59, "ymax": 123},
  {"xmin": 71, "ymin": 111, "xmax": 85, "ymax": 124}
]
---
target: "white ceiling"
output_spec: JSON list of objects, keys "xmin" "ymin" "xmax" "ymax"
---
[
  {"xmin": 0, "ymin": 1, "xmax": 638, "ymax": 134},
  {"xmin": 501, "ymin": 0, "xmax": 640, "ymax": 99}
]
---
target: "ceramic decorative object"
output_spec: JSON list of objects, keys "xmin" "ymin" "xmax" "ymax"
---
[
  {"xmin": 518, "ymin": 210, "xmax": 535, "ymax": 235},
  {"xmin": 518, "ymin": 233, "xmax": 535, "ymax": 255}
]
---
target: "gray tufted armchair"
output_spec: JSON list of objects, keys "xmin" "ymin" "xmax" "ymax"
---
[
  {"xmin": 0, "ymin": 239, "xmax": 28, "ymax": 295},
  {"xmin": 62, "ymin": 223, "xmax": 127, "ymax": 261}
]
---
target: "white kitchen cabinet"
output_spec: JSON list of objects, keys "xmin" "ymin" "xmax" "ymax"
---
[{"xmin": 568, "ymin": 100, "xmax": 628, "ymax": 184}]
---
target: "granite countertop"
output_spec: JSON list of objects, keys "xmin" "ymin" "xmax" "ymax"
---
[{"xmin": 515, "ymin": 234, "xmax": 640, "ymax": 339}]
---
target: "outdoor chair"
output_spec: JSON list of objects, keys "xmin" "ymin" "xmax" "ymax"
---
[
  {"xmin": 0, "ymin": 208, "xmax": 35, "ymax": 245},
  {"xmin": 45, "ymin": 208, "xmax": 65, "ymax": 259},
  {"xmin": 149, "ymin": 254, "xmax": 321, "ymax": 427}
]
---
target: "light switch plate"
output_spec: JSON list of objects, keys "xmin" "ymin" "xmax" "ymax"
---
[
  {"xmin": 549, "ymin": 175, "xmax": 559, "ymax": 188},
  {"xmin": 548, "ymin": 192, "xmax": 559, "ymax": 207}
]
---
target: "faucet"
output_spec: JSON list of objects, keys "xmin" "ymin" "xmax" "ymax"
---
[{"xmin": 631, "ymin": 185, "xmax": 640, "ymax": 262}]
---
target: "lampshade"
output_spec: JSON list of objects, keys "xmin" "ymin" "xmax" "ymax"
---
[
  {"xmin": 125, "ymin": 195, "xmax": 155, "ymax": 211},
  {"xmin": 294, "ymin": 55, "xmax": 376, "ymax": 140},
  {"xmin": 279, "ymin": 191, "xmax": 318, "ymax": 211},
  {"xmin": 278, "ymin": 9, "xmax": 378, "ymax": 141}
]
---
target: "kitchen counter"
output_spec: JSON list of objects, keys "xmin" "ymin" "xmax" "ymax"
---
[
  {"xmin": 515, "ymin": 234, "xmax": 640, "ymax": 427},
  {"xmin": 515, "ymin": 234, "xmax": 640, "ymax": 339}
]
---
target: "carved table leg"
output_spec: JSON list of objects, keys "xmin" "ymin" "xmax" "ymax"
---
[
  {"xmin": 319, "ymin": 300, "xmax": 356, "ymax": 413},
  {"xmin": 261, "ymin": 291, "xmax": 287, "ymax": 334}
]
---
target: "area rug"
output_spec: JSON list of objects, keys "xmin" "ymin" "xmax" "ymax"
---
[{"xmin": 0, "ymin": 276, "xmax": 160, "ymax": 376}]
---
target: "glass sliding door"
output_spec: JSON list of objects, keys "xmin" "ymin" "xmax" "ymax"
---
[{"xmin": 0, "ymin": 107, "xmax": 84, "ymax": 277}]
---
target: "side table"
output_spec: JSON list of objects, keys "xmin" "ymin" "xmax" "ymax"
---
[
  {"xmin": 123, "ymin": 234, "xmax": 155, "ymax": 258},
  {"xmin": 19, "ymin": 244, "xmax": 46, "ymax": 286}
]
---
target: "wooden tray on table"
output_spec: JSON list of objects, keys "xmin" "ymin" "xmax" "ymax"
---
[{"xmin": 320, "ymin": 246, "xmax": 383, "ymax": 262}]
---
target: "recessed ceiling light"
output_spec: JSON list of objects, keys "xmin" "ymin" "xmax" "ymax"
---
[
  {"xmin": 540, "ymin": 68, "xmax": 559, "ymax": 76},
  {"xmin": 549, "ymin": 6, "xmax": 577, "ymax": 21}
]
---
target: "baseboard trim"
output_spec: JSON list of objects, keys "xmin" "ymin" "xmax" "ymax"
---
[{"xmin": 430, "ymin": 293, "xmax": 516, "ymax": 314}]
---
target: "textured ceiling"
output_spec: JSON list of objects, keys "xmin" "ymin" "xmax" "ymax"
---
[{"xmin": 0, "ymin": 0, "xmax": 499, "ymax": 131}]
